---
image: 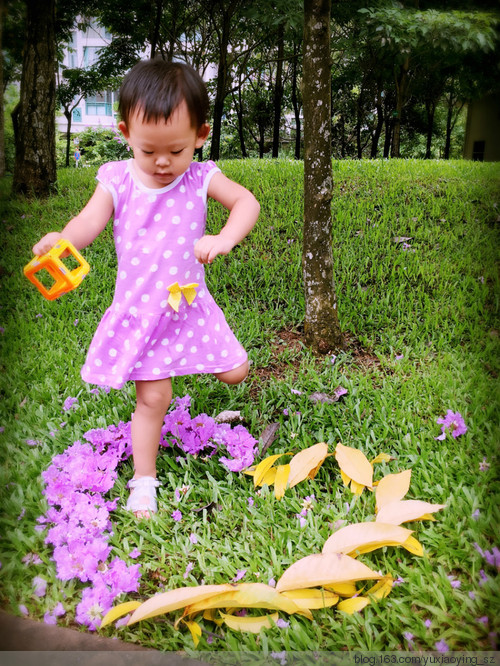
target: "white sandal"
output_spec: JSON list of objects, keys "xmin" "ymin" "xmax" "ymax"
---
[{"xmin": 126, "ymin": 476, "xmax": 160, "ymax": 516}]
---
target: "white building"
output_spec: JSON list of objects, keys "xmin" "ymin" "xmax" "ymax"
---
[{"xmin": 56, "ymin": 20, "xmax": 118, "ymax": 133}]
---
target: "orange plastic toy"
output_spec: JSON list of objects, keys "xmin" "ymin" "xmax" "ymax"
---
[{"xmin": 24, "ymin": 240, "xmax": 90, "ymax": 301}]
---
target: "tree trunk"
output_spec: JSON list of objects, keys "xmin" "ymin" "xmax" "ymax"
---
[
  {"xmin": 13, "ymin": 0, "xmax": 56, "ymax": 196},
  {"xmin": 0, "ymin": 0, "xmax": 6, "ymax": 177},
  {"xmin": 370, "ymin": 89, "xmax": 384, "ymax": 158},
  {"xmin": 272, "ymin": 23, "xmax": 284, "ymax": 158},
  {"xmin": 64, "ymin": 109, "xmax": 72, "ymax": 167},
  {"xmin": 302, "ymin": 0, "xmax": 343, "ymax": 354},
  {"xmin": 424, "ymin": 99, "xmax": 435, "ymax": 159},
  {"xmin": 391, "ymin": 58, "xmax": 409, "ymax": 158}
]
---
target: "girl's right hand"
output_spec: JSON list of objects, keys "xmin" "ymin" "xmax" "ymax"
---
[{"xmin": 32, "ymin": 232, "xmax": 63, "ymax": 256}]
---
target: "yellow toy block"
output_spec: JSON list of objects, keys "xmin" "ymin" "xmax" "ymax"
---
[{"xmin": 24, "ymin": 240, "xmax": 90, "ymax": 301}]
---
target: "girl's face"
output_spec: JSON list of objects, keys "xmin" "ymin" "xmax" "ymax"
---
[{"xmin": 118, "ymin": 101, "xmax": 209, "ymax": 189}]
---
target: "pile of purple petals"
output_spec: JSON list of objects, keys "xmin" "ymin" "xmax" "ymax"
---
[{"xmin": 38, "ymin": 396, "xmax": 257, "ymax": 629}]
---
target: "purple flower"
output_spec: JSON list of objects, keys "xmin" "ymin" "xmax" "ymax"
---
[
  {"xmin": 447, "ymin": 575, "xmax": 461, "ymax": 589},
  {"xmin": 232, "ymin": 569, "xmax": 247, "ymax": 582},
  {"xmin": 424, "ymin": 619, "xmax": 432, "ymax": 629},
  {"xmin": 62, "ymin": 396, "xmax": 78, "ymax": 412},
  {"xmin": 271, "ymin": 651, "xmax": 288, "ymax": 666},
  {"xmin": 435, "ymin": 639, "xmax": 449, "ymax": 653},
  {"xmin": 129, "ymin": 548, "xmax": 141, "ymax": 559},
  {"xmin": 183, "ymin": 562, "xmax": 194, "ymax": 579},
  {"xmin": 247, "ymin": 497, "xmax": 254, "ymax": 507},
  {"xmin": 189, "ymin": 533, "xmax": 198, "ymax": 544},
  {"xmin": 19, "ymin": 605, "xmax": 29, "ymax": 616},
  {"xmin": 478, "ymin": 616, "xmax": 489, "ymax": 625},
  {"xmin": 396, "ymin": 354, "xmax": 404, "ymax": 360},
  {"xmin": 171, "ymin": 510, "xmax": 182, "ymax": 522},
  {"xmin": 268, "ymin": 577, "xmax": 276, "ymax": 588},
  {"xmin": 479, "ymin": 458, "xmax": 490, "ymax": 472},
  {"xmin": 435, "ymin": 410, "xmax": 467, "ymax": 440},
  {"xmin": 472, "ymin": 509, "xmax": 480, "ymax": 520},
  {"xmin": 276, "ymin": 618, "xmax": 290, "ymax": 628},
  {"xmin": 32, "ymin": 576, "xmax": 47, "ymax": 597},
  {"xmin": 403, "ymin": 632, "xmax": 414, "ymax": 647}
]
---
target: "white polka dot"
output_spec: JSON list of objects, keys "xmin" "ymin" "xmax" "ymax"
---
[
  {"xmin": 109, "ymin": 348, "xmax": 117, "ymax": 357},
  {"xmin": 172, "ymin": 216, "xmax": 181, "ymax": 225},
  {"xmin": 142, "ymin": 319, "xmax": 149, "ymax": 327},
  {"xmin": 177, "ymin": 237, "xmax": 186, "ymax": 245},
  {"xmin": 126, "ymin": 241, "xmax": 133, "ymax": 250},
  {"xmin": 221, "ymin": 349, "xmax": 228, "ymax": 357},
  {"xmin": 183, "ymin": 251, "xmax": 190, "ymax": 260},
  {"xmin": 190, "ymin": 222, "xmax": 198, "ymax": 230},
  {"xmin": 141, "ymin": 295, "xmax": 150, "ymax": 303},
  {"xmin": 154, "ymin": 213, "xmax": 162, "ymax": 221},
  {"xmin": 198, "ymin": 319, "xmax": 206, "ymax": 326},
  {"xmin": 187, "ymin": 330, "xmax": 194, "ymax": 338},
  {"xmin": 167, "ymin": 199, "xmax": 175, "ymax": 207},
  {"xmin": 175, "ymin": 343, "xmax": 184, "ymax": 352},
  {"xmin": 180, "ymin": 358, "xmax": 187, "ymax": 366},
  {"xmin": 107, "ymin": 330, "xmax": 115, "ymax": 338},
  {"xmin": 160, "ymin": 299, "xmax": 168, "ymax": 308},
  {"xmin": 190, "ymin": 346, "xmax": 197, "ymax": 353},
  {"xmin": 196, "ymin": 364, "xmax": 205, "ymax": 371},
  {"xmin": 95, "ymin": 359, "xmax": 102, "ymax": 367},
  {"xmin": 116, "ymin": 236, "xmax": 122, "ymax": 244},
  {"xmin": 135, "ymin": 361, "xmax": 143, "ymax": 369},
  {"xmin": 138, "ymin": 228, "xmax": 147, "ymax": 236},
  {"xmin": 215, "ymin": 323, "xmax": 221, "ymax": 332},
  {"xmin": 156, "ymin": 281, "xmax": 163, "ymax": 289},
  {"xmin": 125, "ymin": 291, "xmax": 132, "ymax": 300},
  {"xmin": 156, "ymin": 231, "xmax": 166, "ymax": 240},
  {"xmin": 129, "ymin": 306, "xmax": 137, "ymax": 315},
  {"xmin": 186, "ymin": 201, "xmax": 194, "ymax": 210},
  {"xmin": 135, "ymin": 209, "xmax": 144, "ymax": 216},
  {"xmin": 202, "ymin": 334, "xmax": 210, "ymax": 343},
  {"xmin": 147, "ymin": 350, "xmax": 155, "ymax": 357},
  {"xmin": 136, "ymin": 277, "xmax": 144, "ymax": 286},
  {"xmin": 120, "ymin": 271, "xmax": 127, "ymax": 279},
  {"xmin": 152, "ymin": 368, "xmax": 161, "ymax": 375},
  {"xmin": 142, "ymin": 247, "xmax": 150, "ymax": 254},
  {"xmin": 180, "ymin": 185, "xmax": 186, "ymax": 193},
  {"xmin": 150, "ymin": 264, "xmax": 158, "ymax": 273},
  {"xmin": 207, "ymin": 354, "xmax": 214, "ymax": 361},
  {"xmin": 169, "ymin": 266, "xmax": 178, "ymax": 275},
  {"xmin": 122, "ymin": 320, "xmax": 130, "ymax": 328},
  {"xmin": 161, "ymin": 338, "xmax": 169, "ymax": 346},
  {"xmin": 131, "ymin": 257, "xmax": 140, "ymax": 266},
  {"xmin": 196, "ymin": 188, "xmax": 203, "ymax": 197},
  {"xmin": 164, "ymin": 357, "xmax": 172, "ymax": 365},
  {"xmin": 163, "ymin": 250, "xmax": 172, "ymax": 259}
]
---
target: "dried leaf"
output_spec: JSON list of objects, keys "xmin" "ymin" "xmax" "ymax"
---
[
  {"xmin": 274, "ymin": 464, "xmax": 290, "ymax": 500},
  {"xmin": 366, "ymin": 575, "xmax": 394, "ymax": 600},
  {"xmin": 376, "ymin": 499, "xmax": 446, "ymax": 525},
  {"xmin": 127, "ymin": 584, "xmax": 234, "ymax": 625},
  {"xmin": 371, "ymin": 452, "xmax": 394, "ymax": 464},
  {"xmin": 276, "ymin": 552, "xmax": 381, "ymax": 592},
  {"xmin": 337, "ymin": 597, "xmax": 370, "ymax": 614},
  {"xmin": 323, "ymin": 582, "xmax": 358, "ymax": 597},
  {"xmin": 220, "ymin": 611, "xmax": 278, "ymax": 633},
  {"xmin": 183, "ymin": 619, "xmax": 202, "ymax": 647},
  {"xmin": 183, "ymin": 583, "xmax": 312, "ymax": 620},
  {"xmin": 281, "ymin": 588, "xmax": 339, "ymax": 610},
  {"xmin": 335, "ymin": 443, "xmax": 373, "ymax": 489},
  {"xmin": 322, "ymin": 521, "xmax": 418, "ymax": 558},
  {"xmin": 288, "ymin": 442, "xmax": 329, "ymax": 488},
  {"xmin": 215, "ymin": 410, "xmax": 242, "ymax": 424},
  {"xmin": 101, "ymin": 601, "xmax": 142, "ymax": 628},
  {"xmin": 259, "ymin": 423, "xmax": 280, "ymax": 456},
  {"xmin": 375, "ymin": 470, "xmax": 412, "ymax": 511}
]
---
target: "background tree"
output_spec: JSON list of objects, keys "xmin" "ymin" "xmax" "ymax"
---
[
  {"xmin": 302, "ymin": 0, "xmax": 342, "ymax": 353},
  {"xmin": 13, "ymin": 0, "xmax": 56, "ymax": 196}
]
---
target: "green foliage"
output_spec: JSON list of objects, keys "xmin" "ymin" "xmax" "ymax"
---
[
  {"xmin": 66, "ymin": 126, "xmax": 130, "ymax": 167},
  {"xmin": 0, "ymin": 160, "xmax": 498, "ymax": 652}
]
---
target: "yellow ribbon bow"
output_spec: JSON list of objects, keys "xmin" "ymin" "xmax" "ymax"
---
[{"xmin": 166, "ymin": 282, "xmax": 199, "ymax": 312}]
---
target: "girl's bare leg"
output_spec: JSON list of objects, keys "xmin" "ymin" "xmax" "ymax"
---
[
  {"xmin": 215, "ymin": 359, "xmax": 249, "ymax": 385},
  {"xmin": 130, "ymin": 378, "xmax": 172, "ymax": 517}
]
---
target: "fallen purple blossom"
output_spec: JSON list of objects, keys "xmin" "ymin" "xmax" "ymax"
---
[{"xmin": 435, "ymin": 410, "xmax": 467, "ymax": 440}]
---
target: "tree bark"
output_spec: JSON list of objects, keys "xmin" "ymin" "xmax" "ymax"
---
[
  {"xmin": 13, "ymin": 0, "xmax": 56, "ymax": 196},
  {"xmin": 272, "ymin": 22, "xmax": 284, "ymax": 158},
  {"xmin": 302, "ymin": 0, "xmax": 343, "ymax": 354},
  {"xmin": 0, "ymin": 0, "xmax": 6, "ymax": 177},
  {"xmin": 391, "ymin": 58, "xmax": 409, "ymax": 158},
  {"xmin": 291, "ymin": 40, "xmax": 301, "ymax": 160}
]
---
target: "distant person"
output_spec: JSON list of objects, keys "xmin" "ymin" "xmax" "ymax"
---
[
  {"xmin": 32, "ymin": 59, "xmax": 260, "ymax": 518},
  {"xmin": 74, "ymin": 147, "xmax": 81, "ymax": 166}
]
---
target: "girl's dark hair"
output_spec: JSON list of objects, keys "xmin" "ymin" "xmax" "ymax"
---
[{"xmin": 118, "ymin": 59, "xmax": 210, "ymax": 129}]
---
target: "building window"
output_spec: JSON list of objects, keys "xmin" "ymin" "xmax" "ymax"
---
[
  {"xmin": 472, "ymin": 140, "xmax": 485, "ymax": 161},
  {"xmin": 86, "ymin": 91, "xmax": 113, "ymax": 116},
  {"xmin": 83, "ymin": 46, "xmax": 102, "ymax": 69},
  {"xmin": 72, "ymin": 108, "xmax": 82, "ymax": 122}
]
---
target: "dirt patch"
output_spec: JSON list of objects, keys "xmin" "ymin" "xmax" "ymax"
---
[{"xmin": 248, "ymin": 327, "xmax": 380, "ymax": 397}]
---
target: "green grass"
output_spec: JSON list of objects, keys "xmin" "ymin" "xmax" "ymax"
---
[{"xmin": 0, "ymin": 159, "xmax": 499, "ymax": 654}]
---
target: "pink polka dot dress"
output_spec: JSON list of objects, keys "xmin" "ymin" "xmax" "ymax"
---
[{"xmin": 81, "ymin": 159, "xmax": 247, "ymax": 389}]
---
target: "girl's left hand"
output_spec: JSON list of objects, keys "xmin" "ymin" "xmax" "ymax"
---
[{"xmin": 194, "ymin": 234, "xmax": 236, "ymax": 264}]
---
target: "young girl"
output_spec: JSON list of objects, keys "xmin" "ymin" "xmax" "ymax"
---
[{"xmin": 33, "ymin": 59, "xmax": 260, "ymax": 518}]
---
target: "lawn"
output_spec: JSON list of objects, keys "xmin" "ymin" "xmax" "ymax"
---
[{"xmin": 0, "ymin": 158, "xmax": 498, "ymax": 655}]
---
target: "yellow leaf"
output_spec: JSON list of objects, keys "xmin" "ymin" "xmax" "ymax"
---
[
  {"xmin": 258, "ymin": 467, "xmax": 277, "ymax": 487},
  {"xmin": 101, "ymin": 601, "xmax": 142, "ymax": 628},
  {"xmin": 322, "ymin": 521, "xmax": 416, "ymax": 558},
  {"xmin": 243, "ymin": 467, "xmax": 255, "ymax": 476},
  {"xmin": 375, "ymin": 470, "xmax": 412, "ymax": 511},
  {"xmin": 276, "ymin": 553, "xmax": 381, "ymax": 592},
  {"xmin": 220, "ymin": 611, "xmax": 278, "ymax": 633},
  {"xmin": 371, "ymin": 452, "xmax": 394, "ymax": 464},
  {"xmin": 253, "ymin": 454, "xmax": 283, "ymax": 487},
  {"xmin": 403, "ymin": 535, "xmax": 424, "ymax": 556},
  {"xmin": 274, "ymin": 464, "xmax": 290, "ymax": 500},
  {"xmin": 288, "ymin": 443, "xmax": 329, "ymax": 488},
  {"xmin": 184, "ymin": 583, "xmax": 312, "ymax": 620},
  {"xmin": 375, "ymin": 499, "xmax": 446, "ymax": 525},
  {"xmin": 127, "ymin": 584, "xmax": 234, "ymax": 625},
  {"xmin": 340, "ymin": 469, "xmax": 351, "ymax": 487},
  {"xmin": 323, "ymin": 582, "xmax": 358, "ymax": 597},
  {"xmin": 337, "ymin": 597, "xmax": 370, "ymax": 614},
  {"xmin": 350, "ymin": 479, "xmax": 365, "ymax": 495},
  {"xmin": 281, "ymin": 588, "xmax": 339, "ymax": 610},
  {"xmin": 335, "ymin": 443, "xmax": 373, "ymax": 488},
  {"xmin": 183, "ymin": 619, "xmax": 202, "ymax": 647},
  {"xmin": 366, "ymin": 575, "xmax": 393, "ymax": 600}
]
